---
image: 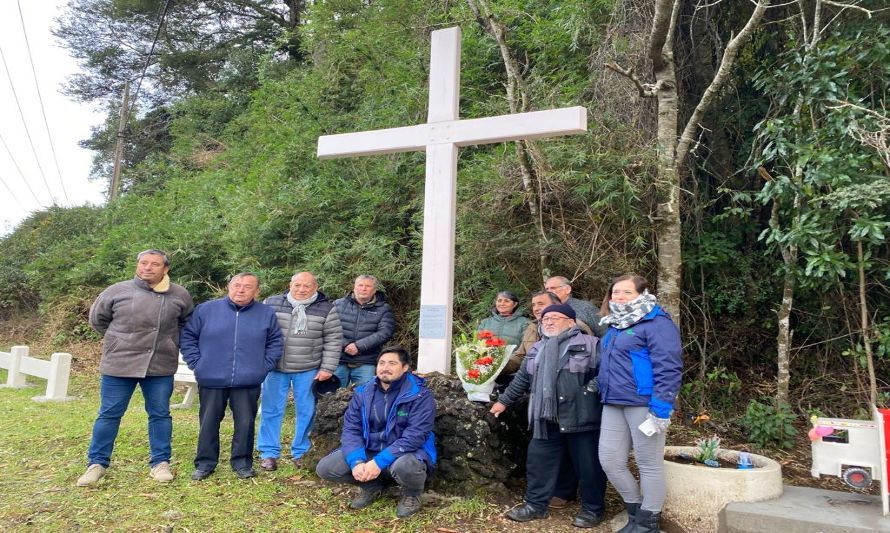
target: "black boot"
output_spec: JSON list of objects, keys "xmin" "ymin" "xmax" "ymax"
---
[
  {"xmin": 633, "ymin": 508, "xmax": 661, "ymax": 533},
  {"xmin": 617, "ymin": 502, "xmax": 640, "ymax": 533}
]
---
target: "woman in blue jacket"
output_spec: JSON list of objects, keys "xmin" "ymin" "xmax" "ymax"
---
[{"xmin": 596, "ymin": 275, "xmax": 682, "ymax": 533}]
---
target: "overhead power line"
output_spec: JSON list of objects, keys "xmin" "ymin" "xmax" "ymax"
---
[
  {"xmin": 15, "ymin": 0, "xmax": 70, "ymax": 204},
  {"xmin": 0, "ymin": 132, "xmax": 43, "ymax": 206},
  {"xmin": 131, "ymin": 0, "xmax": 173, "ymax": 108},
  {"xmin": 109, "ymin": 0, "xmax": 171, "ymax": 200},
  {"xmin": 0, "ymin": 45, "xmax": 56, "ymax": 206},
  {"xmin": 0, "ymin": 173, "xmax": 23, "ymax": 206}
]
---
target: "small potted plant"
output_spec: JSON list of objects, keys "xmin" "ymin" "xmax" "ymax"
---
[{"xmin": 694, "ymin": 436, "xmax": 721, "ymax": 468}]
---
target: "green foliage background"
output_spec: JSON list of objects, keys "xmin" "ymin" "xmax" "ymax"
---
[{"xmin": 2, "ymin": 0, "xmax": 889, "ymax": 420}]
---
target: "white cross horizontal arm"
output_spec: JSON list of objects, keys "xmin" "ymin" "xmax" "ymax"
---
[{"xmin": 317, "ymin": 106, "xmax": 587, "ymax": 159}]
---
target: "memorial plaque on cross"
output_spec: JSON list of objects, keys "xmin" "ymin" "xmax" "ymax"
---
[{"xmin": 317, "ymin": 26, "xmax": 587, "ymax": 374}]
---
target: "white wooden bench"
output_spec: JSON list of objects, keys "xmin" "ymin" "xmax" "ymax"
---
[{"xmin": 172, "ymin": 354, "xmax": 197, "ymax": 409}]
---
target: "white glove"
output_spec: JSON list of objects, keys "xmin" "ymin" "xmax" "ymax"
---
[{"xmin": 647, "ymin": 411, "xmax": 672, "ymax": 433}]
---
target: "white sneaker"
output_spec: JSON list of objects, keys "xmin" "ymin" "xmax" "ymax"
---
[
  {"xmin": 76, "ymin": 464, "xmax": 107, "ymax": 486},
  {"xmin": 150, "ymin": 461, "xmax": 175, "ymax": 482}
]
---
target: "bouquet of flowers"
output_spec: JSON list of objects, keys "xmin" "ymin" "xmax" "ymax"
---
[{"xmin": 454, "ymin": 330, "xmax": 514, "ymax": 402}]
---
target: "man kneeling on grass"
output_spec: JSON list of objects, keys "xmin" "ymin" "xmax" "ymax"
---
[{"xmin": 316, "ymin": 346, "xmax": 436, "ymax": 519}]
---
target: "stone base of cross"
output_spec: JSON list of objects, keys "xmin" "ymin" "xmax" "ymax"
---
[{"xmin": 317, "ymin": 27, "xmax": 587, "ymax": 375}]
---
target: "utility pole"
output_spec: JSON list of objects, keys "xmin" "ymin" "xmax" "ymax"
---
[{"xmin": 109, "ymin": 81, "xmax": 129, "ymax": 200}]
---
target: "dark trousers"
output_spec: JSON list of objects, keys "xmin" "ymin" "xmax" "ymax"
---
[
  {"xmin": 525, "ymin": 424, "xmax": 607, "ymax": 515},
  {"xmin": 195, "ymin": 386, "xmax": 261, "ymax": 471},
  {"xmin": 553, "ymin": 446, "xmax": 580, "ymax": 500},
  {"xmin": 316, "ymin": 449, "xmax": 427, "ymax": 497}
]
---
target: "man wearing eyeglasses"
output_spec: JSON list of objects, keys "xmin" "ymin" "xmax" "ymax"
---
[
  {"xmin": 77, "ymin": 249, "xmax": 194, "ymax": 486},
  {"xmin": 491, "ymin": 303, "xmax": 607, "ymax": 528},
  {"xmin": 543, "ymin": 276, "xmax": 606, "ymax": 337}
]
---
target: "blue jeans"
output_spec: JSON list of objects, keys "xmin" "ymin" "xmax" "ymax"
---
[
  {"xmin": 87, "ymin": 374, "xmax": 174, "ymax": 467},
  {"xmin": 334, "ymin": 364, "xmax": 376, "ymax": 388},
  {"xmin": 257, "ymin": 370, "xmax": 317, "ymax": 460}
]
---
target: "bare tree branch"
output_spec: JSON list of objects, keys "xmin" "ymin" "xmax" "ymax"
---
[
  {"xmin": 604, "ymin": 62, "xmax": 657, "ymax": 97},
  {"xmin": 675, "ymin": 1, "xmax": 772, "ymax": 166}
]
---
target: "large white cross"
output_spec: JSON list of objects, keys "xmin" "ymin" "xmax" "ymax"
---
[{"xmin": 317, "ymin": 26, "xmax": 586, "ymax": 374}]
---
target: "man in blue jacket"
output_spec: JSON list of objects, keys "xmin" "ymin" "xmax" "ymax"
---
[
  {"xmin": 333, "ymin": 275, "xmax": 395, "ymax": 387},
  {"xmin": 316, "ymin": 346, "xmax": 436, "ymax": 519},
  {"xmin": 180, "ymin": 272, "xmax": 283, "ymax": 480}
]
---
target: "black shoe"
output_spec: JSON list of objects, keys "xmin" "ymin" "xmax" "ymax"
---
[
  {"xmin": 572, "ymin": 510, "xmax": 604, "ymax": 528},
  {"xmin": 191, "ymin": 469, "xmax": 213, "ymax": 481},
  {"xmin": 505, "ymin": 504, "xmax": 549, "ymax": 522},
  {"xmin": 234, "ymin": 467, "xmax": 256, "ymax": 479},
  {"xmin": 396, "ymin": 495, "xmax": 422, "ymax": 518},
  {"xmin": 634, "ymin": 508, "xmax": 661, "ymax": 533},
  {"xmin": 617, "ymin": 502, "xmax": 640, "ymax": 533},
  {"xmin": 349, "ymin": 488, "xmax": 382, "ymax": 510}
]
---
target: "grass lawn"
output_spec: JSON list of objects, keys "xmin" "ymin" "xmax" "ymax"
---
[{"xmin": 0, "ymin": 368, "xmax": 522, "ymax": 532}]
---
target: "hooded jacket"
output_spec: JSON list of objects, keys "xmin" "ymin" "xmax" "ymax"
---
[
  {"xmin": 89, "ymin": 277, "xmax": 194, "ymax": 378},
  {"xmin": 179, "ymin": 297, "xmax": 283, "ymax": 388},
  {"xmin": 596, "ymin": 306, "xmax": 682, "ymax": 418},
  {"xmin": 340, "ymin": 373, "xmax": 437, "ymax": 471}
]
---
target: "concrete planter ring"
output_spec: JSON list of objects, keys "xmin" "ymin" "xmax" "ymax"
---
[{"xmin": 663, "ymin": 446, "xmax": 783, "ymax": 532}]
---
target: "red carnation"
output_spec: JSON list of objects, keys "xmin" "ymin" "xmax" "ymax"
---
[
  {"xmin": 467, "ymin": 369, "xmax": 481, "ymax": 379},
  {"xmin": 474, "ymin": 356, "xmax": 494, "ymax": 366},
  {"xmin": 478, "ymin": 330, "xmax": 494, "ymax": 339}
]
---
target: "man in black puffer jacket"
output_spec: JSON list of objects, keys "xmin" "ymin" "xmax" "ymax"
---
[{"xmin": 333, "ymin": 275, "xmax": 396, "ymax": 387}]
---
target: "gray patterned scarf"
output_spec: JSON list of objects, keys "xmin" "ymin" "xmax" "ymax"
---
[
  {"xmin": 287, "ymin": 292, "xmax": 318, "ymax": 334},
  {"xmin": 599, "ymin": 290, "xmax": 658, "ymax": 330},
  {"xmin": 529, "ymin": 326, "xmax": 578, "ymax": 439}
]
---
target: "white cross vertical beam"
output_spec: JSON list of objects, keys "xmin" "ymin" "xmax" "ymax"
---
[{"xmin": 415, "ymin": 28, "xmax": 460, "ymax": 374}]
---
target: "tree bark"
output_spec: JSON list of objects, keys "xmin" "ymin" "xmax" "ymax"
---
[
  {"xmin": 625, "ymin": 0, "xmax": 771, "ymax": 324},
  {"xmin": 776, "ymin": 249, "xmax": 796, "ymax": 405},
  {"xmin": 857, "ymin": 240, "xmax": 878, "ymax": 405},
  {"xmin": 467, "ymin": 0, "xmax": 551, "ymax": 277},
  {"xmin": 650, "ymin": 0, "xmax": 682, "ymax": 321}
]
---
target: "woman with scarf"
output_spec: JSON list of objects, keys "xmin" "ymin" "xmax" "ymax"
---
[
  {"xmin": 490, "ymin": 303, "xmax": 607, "ymax": 529},
  {"xmin": 597, "ymin": 275, "xmax": 682, "ymax": 533},
  {"xmin": 476, "ymin": 290, "xmax": 529, "ymax": 347}
]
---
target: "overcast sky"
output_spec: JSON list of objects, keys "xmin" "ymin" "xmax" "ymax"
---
[{"xmin": 0, "ymin": 0, "xmax": 105, "ymax": 236}]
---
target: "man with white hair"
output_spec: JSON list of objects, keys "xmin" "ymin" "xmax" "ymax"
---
[{"xmin": 257, "ymin": 272, "xmax": 342, "ymax": 471}]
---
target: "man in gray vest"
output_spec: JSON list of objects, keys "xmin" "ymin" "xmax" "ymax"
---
[{"xmin": 77, "ymin": 249, "xmax": 194, "ymax": 486}]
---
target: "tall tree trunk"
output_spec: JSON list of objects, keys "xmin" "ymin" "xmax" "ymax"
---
[
  {"xmin": 607, "ymin": 0, "xmax": 770, "ymax": 325},
  {"xmin": 467, "ymin": 0, "xmax": 551, "ymax": 278},
  {"xmin": 776, "ymin": 249, "xmax": 796, "ymax": 405},
  {"xmin": 856, "ymin": 240, "xmax": 878, "ymax": 405},
  {"xmin": 761, "ymin": 164, "xmax": 799, "ymax": 406},
  {"xmin": 650, "ymin": 0, "xmax": 682, "ymax": 322}
]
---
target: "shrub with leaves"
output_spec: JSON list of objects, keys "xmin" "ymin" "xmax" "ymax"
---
[{"xmin": 741, "ymin": 399, "xmax": 798, "ymax": 450}]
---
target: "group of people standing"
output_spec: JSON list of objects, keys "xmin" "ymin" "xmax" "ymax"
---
[
  {"xmin": 484, "ymin": 275, "xmax": 682, "ymax": 532},
  {"xmin": 73, "ymin": 249, "xmax": 682, "ymax": 529}
]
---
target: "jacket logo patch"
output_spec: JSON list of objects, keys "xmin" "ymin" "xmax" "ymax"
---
[
  {"xmin": 626, "ymin": 328, "xmax": 635, "ymax": 336},
  {"xmin": 397, "ymin": 409, "xmax": 408, "ymax": 417}
]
